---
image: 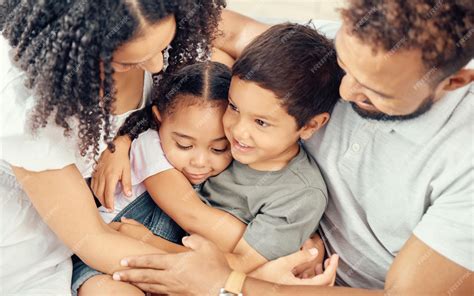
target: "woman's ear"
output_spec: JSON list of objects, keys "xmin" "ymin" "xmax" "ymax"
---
[
  {"xmin": 151, "ymin": 105, "xmax": 162, "ymax": 123},
  {"xmin": 442, "ymin": 68, "xmax": 474, "ymax": 91},
  {"xmin": 298, "ymin": 112, "xmax": 330, "ymax": 140}
]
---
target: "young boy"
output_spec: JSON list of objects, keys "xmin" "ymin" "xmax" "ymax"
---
[
  {"xmin": 197, "ymin": 22, "xmax": 343, "ymax": 268},
  {"xmin": 97, "ymin": 22, "xmax": 343, "ymax": 276}
]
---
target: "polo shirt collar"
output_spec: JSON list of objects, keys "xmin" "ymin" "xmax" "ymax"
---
[{"xmin": 386, "ymin": 82, "xmax": 472, "ymax": 144}]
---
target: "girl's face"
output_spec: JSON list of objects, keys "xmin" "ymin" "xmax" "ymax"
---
[
  {"xmin": 112, "ymin": 15, "xmax": 176, "ymax": 73},
  {"xmin": 154, "ymin": 100, "xmax": 232, "ymax": 185}
]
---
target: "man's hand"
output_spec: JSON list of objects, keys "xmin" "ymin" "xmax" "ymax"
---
[
  {"xmin": 91, "ymin": 135, "xmax": 133, "ymax": 211},
  {"xmin": 250, "ymin": 248, "xmax": 338, "ymax": 286},
  {"xmin": 109, "ymin": 217, "xmax": 154, "ymax": 243},
  {"xmin": 113, "ymin": 235, "xmax": 232, "ymax": 295}
]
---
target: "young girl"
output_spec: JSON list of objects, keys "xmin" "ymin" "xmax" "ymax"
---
[{"xmin": 74, "ymin": 61, "xmax": 237, "ymax": 295}]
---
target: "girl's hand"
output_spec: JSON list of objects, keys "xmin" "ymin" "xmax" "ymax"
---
[
  {"xmin": 109, "ymin": 217, "xmax": 154, "ymax": 243},
  {"xmin": 249, "ymin": 248, "xmax": 339, "ymax": 286},
  {"xmin": 292, "ymin": 233, "xmax": 326, "ymax": 279},
  {"xmin": 91, "ymin": 135, "xmax": 132, "ymax": 211}
]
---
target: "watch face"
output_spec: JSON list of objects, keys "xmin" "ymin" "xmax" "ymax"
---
[{"xmin": 219, "ymin": 288, "xmax": 242, "ymax": 296}]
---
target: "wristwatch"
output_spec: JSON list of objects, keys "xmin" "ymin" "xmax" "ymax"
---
[{"xmin": 219, "ymin": 270, "xmax": 246, "ymax": 296}]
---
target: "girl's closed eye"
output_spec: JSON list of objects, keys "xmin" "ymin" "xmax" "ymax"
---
[
  {"xmin": 176, "ymin": 142, "xmax": 193, "ymax": 150},
  {"xmin": 211, "ymin": 145, "xmax": 229, "ymax": 154}
]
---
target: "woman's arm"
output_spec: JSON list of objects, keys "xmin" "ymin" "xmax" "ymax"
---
[{"xmin": 12, "ymin": 164, "xmax": 166, "ymax": 275}]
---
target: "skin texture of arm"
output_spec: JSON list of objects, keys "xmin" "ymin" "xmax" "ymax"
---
[
  {"xmin": 214, "ymin": 9, "xmax": 270, "ymax": 59},
  {"xmin": 242, "ymin": 235, "xmax": 473, "ymax": 296},
  {"xmin": 114, "ymin": 234, "xmax": 472, "ymax": 295},
  {"xmin": 12, "ymin": 164, "xmax": 166, "ymax": 275},
  {"xmin": 144, "ymin": 169, "xmax": 268, "ymax": 273}
]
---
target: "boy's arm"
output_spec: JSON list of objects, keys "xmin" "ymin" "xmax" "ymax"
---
[{"xmin": 144, "ymin": 169, "xmax": 246, "ymax": 252}]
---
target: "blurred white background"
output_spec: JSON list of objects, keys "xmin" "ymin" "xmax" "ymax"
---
[{"xmin": 227, "ymin": 0, "xmax": 346, "ymax": 22}]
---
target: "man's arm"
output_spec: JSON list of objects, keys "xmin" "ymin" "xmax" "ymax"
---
[
  {"xmin": 214, "ymin": 9, "xmax": 270, "ymax": 59},
  {"xmin": 243, "ymin": 235, "xmax": 472, "ymax": 295},
  {"xmin": 114, "ymin": 234, "xmax": 472, "ymax": 295}
]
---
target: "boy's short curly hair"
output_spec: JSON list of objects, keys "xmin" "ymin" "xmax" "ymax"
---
[{"xmin": 341, "ymin": 0, "xmax": 474, "ymax": 83}]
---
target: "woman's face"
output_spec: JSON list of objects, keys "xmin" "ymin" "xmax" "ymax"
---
[
  {"xmin": 155, "ymin": 100, "xmax": 233, "ymax": 185},
  {"xmin": 111, "ymin": 15, "xmax": 176, "ymax": 73}
]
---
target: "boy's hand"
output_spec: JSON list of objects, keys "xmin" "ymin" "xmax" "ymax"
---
[
  {"xmin": 91, "ymin": 135, "xmax": 132, "ymax": 212},
  {"xmin": 249, "ymin": 247, "xmax": 339, "ymax": 286},
  {"xmin": 292, "ymin": 233, "xmax": 326, "ymax": 278},
  {"xmin": 109, "ymin": 217, "xmax": 154, "ymax": 243}
]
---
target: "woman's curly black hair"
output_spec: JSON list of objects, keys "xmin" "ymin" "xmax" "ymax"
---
[
  {"xmin": 0, "ymin": 0, "xmax": 226, "ymax": 158},
  {"xmin": 117, "ymin": 61, "xmax": 232, "ymax": 140}
]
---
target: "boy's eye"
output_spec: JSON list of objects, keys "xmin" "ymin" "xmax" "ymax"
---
[
  {"xmin": 176, "ymin": 142, "xmax": 192, "ymax": 150},
  {"xmin": 255, "ymin": 119, "xmax": 269, "ymax": 127},
  {"xmin": 228, "ymin": 102, "xmax": 239, "ymax": 112}
]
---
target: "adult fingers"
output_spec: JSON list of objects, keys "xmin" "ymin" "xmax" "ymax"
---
[{"xmin": 113, "ymin": 268, "xmax": 167, "ymax": 284}]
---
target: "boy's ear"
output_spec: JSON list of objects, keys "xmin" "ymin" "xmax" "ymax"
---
[
  {"xmin": 151, "ymin": 105, "xmax": 162, "ymax": 123},
  {"xmin": 298, "ymin": 113, "xmax": 330, "ymax": 140}
]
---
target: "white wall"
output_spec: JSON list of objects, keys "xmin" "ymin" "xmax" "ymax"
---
[{"xmin": 226, "ymin": 0, "xmax": 346, "ymax": 23}]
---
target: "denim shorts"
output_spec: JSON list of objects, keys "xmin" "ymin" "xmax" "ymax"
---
[{"xmin": 71, "ymin": 191, "xmax": 186, "ymax": 295}]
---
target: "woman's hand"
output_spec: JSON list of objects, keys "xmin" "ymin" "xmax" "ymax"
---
[
  {"xmin": 91, "ymin": 135, "xmax": 133, "ymax": 211},
  {"xmin": 249, "ymin": 248, "xmax": 339, "ymax": 286},
  {"xmin": 113, "ymin": 234, "xmax": 231, "ymax": 295},
  {"xmin": 293, "ymin": 233, "xmax": 326, "ymax": 279},
  {"xmin": 109, "ymin": 217, "xmax": 154, "ymax": 243}
]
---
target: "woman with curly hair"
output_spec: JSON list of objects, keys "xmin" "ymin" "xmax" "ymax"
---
[{"xmin": 0, "ymin": 0, "xmax": 225, "ymax": 294}]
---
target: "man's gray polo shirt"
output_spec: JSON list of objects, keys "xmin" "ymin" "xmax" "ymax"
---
[{"xmin": 304, "ymin": 80, "xmax": 473, "ymax": 288}]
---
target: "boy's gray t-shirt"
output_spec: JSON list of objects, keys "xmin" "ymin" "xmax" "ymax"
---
[{"xmin": 199, "ymin": 146, "xmax": 328, "ymax": 260}]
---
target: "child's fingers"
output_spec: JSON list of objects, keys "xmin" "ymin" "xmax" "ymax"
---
[
  {"xmin": 121, "ymin": 217, "xmax": 141, "ymax": 225},
  {"xmin": 104, "ymin": 175, "xmax": 118, "ymax": 211},
  {"xmin": 121, "ymin": 166, "xmax": 132, "ymax": 197},
  {"xmin": 95, "ymin": 174, "xmax": 106, "ymax": 208}
]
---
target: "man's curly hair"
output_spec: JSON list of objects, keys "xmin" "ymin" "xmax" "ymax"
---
[
  {"xmin": 341, "ymin": 0, "xmax": 473, "ymax": 82},
  {"xmin": 0, "ymin": 0, "xmax": 225, "ymax": 158}
]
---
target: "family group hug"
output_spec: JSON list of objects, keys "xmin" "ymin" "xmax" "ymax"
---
[{"xmin": 0, "ymin": 0, "xmax": 472, "ymax": 295}]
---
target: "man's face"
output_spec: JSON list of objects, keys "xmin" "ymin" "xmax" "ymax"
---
[{"xmin": 335, "ymin": 26, "xmax": 445, "ymax": 121}]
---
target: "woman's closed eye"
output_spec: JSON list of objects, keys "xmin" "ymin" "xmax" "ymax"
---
[{"xmin": 228, "ymin": 102, "xmax": 239, "ymax": 112}]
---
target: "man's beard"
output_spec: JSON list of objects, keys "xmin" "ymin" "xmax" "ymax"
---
[{"xmin": 350, "ymin": 95, "xmax": 434, "ymax": 121}]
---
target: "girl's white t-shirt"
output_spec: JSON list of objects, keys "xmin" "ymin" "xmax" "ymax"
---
[
  {"xmin": 0, "ymin": 36, "xmax": 153, "ymax": 294},
  {"xmin": 99, "ymin": 129, "xmax": 173, "ymax": 223}
]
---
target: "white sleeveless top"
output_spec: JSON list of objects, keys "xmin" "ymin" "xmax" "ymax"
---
[{"xmin": 0, "ymin": 36, "xmax": 153, "ymax": 294}]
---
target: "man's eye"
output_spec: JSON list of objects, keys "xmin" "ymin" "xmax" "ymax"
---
[
  {"xmin": 255, "ymin": 119, "xmax": 268, "ymax": 127},
  {"xmin": 176, "ymin": 143, "xmax": 192, "ymax": 150}
]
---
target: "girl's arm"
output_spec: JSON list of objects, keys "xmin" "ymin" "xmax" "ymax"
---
[
  {"xmin": 144, "ymin": 170, "xmax": 270, "ymax": 273},
  {"xmin": 144, "ymin": 169, "xmax": 246, "ymax": 252},
  {"xmin": 12, "ymin": 164, "xmax": 166, "ymax": 275}
]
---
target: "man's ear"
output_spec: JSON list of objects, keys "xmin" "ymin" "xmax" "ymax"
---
[
  {"xmin": 298, "ymin": 112, "xmax": 330, "ymax": 140},
  {"xmin": 151, "ymin": 105, "xmax": 162, "ymax": 123},
  {"xmin": 442, "ymin": 68, "xmax": 474, "ymax": 91}
]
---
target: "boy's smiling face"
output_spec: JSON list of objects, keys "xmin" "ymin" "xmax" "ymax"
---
[{"xmin": 223, "ymin": 77, "xmax": 305, "ymax": 171}]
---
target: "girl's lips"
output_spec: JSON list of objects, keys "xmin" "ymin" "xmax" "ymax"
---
[
  {"xmin": 232, "ymin": 139, "xmax": 254, "ymax": 153},
  {"xmin": 185, "ymin": 172, "xmax": 209, "ymax": 181}
]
